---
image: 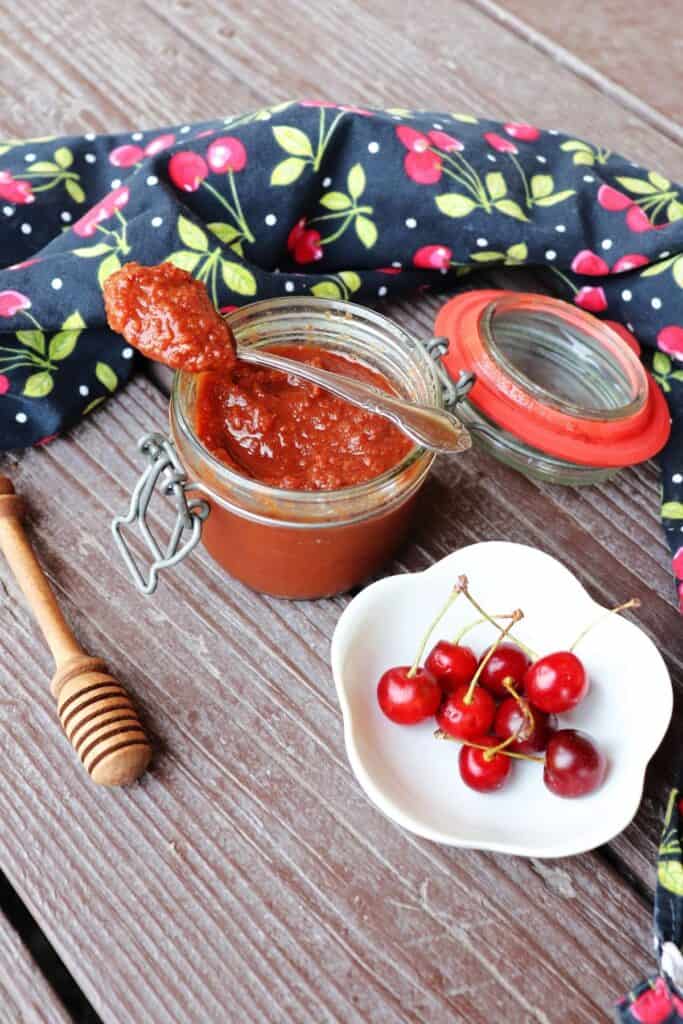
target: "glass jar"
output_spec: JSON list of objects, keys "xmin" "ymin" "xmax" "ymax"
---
[{"xmin": 167, "ymin": 297, "xmax": 443, "ymax": 599}]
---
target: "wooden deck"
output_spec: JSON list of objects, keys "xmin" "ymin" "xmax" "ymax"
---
[{"xmin": 0, "ymin": 3, "xmax": 681, "ymax": 1021}]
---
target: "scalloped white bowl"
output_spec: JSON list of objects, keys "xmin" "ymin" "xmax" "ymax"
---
[{"xmin": 331, "ymin": 542, "xmax": 672, "ymax": 858}]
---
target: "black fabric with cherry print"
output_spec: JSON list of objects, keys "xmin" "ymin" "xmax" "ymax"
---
[{"xmin": 0, "ymin": 103, "xmax": 682, "ymax": 601}]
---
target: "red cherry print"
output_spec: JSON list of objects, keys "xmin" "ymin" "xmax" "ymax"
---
[
  {"xmin": 597, "ymin": 185, "xmax": 631, "ymax": 211},
  {"xmin": 427, "ymin": 130, "xmax": 463, "ymax": 152},
  {"xmin": 611, "ymin": 253, "xmax": 649, "ymax": 273},
  {"xmin": 544, "ymin": 729, "xmax": 606, "ymax": 797},
  {"xmin": 571, "ymin": 249, "xmax": 610, "ymax": 276},
  {"xmin": 658, "ymin": 326, "xmax": 683, "ymax": 359},
  {"xmin": 395, "ymin": 126, "xmax": 429, "ymax": 152},
  {"xmin": 503, "ymin": 122, "xmax": 540, "ymax": 142},
  {"xmin": 436, "ymin": 683, "xmax": 496, "ymax": 741},
  {"xmin": 72, "ymin": 185, "xmax": 130, "ymax": 237},
  {"xmin": 404, "ymin": 150, "xmax": 442, "ymax": 184},
  {"xmin": 0, "ymin": 172, "xmax": 34, "ymax": 205},
  {"xmin": 574, "ymin": 286, "xmax": 608, "ymax": 312},
  {"xmin": 219, "ymin": 304, "xmax": 239, "ymax": 315},
  {"xmin": 287, "ymin": 218, "xmax": 306, "ymax": 250},
  {"xmin": 413, "ymin": 245, "xmax": 453, "ymax": 270},
  {"xmin": 377, "ymin": 266, "xmax": 402, "ymax": 275},
  {"xmin": 168, "ymin": 151, "xmax": 209, "ymax": 192},
  {"xmin": 144, "ymin": 133, "xmax": 175, "ymax": 157},
  {"xmin": 207, "ymin": 136, "xmax": 247, "ymax": 173},
  {"xmin": 300, "ymin": 100, "xmax": 337, "ymax": 108},
  {"xmin": 377, "ymin": 665, "xmax": 441, "ymax": 725},
  {"xmin": 524, "ymin": 651, "xmax": 588, "ymax": 713},
  {"xmin": 35, "ymin": 434, "xmax": 58, "ymax": 446},
  {"xmin": 629, "ymin": 979, "xmax": 675, "ymax": 1024},
  {"xmin": 338, "ymin": 105, "xmax": 373, "ymax": 117},
  {"xmin": 625, "ymin": 205, "xmax": 652, "ymax": 232},
  {"xmin": 109, "ymin": 144, "xmax": 144, "ymax": 168},
  {"xmin": 494, "ymin": 695, "xmax": 556, "ymax": 754},
  {"xmin": 0, "ymin": 290, "xmax": 31, "ymax": 316},
  {"xmin": 459, "ymin": 737, "xmax": 512, "ymax": 793},
  {"xmin": 424, "ymin": 641, "xmax": 477, "ymax": 692},
  {"xmin": 0, "ymin": 375, "xmax": 9, "ymax": 395},
  {"xmin": 484, "ymin": 132, "xmax": 518, "ymax": 154},
  {"xmin": 287, "ymin": 219, "xmax": 323, "ymax": 264},
  {"xmin": 672, "ymin": 547, "xmax": 683, "ymax": 578},
  {"xmin": 478, "ymin": 642, "xmax": 530, "ymax": 697}
]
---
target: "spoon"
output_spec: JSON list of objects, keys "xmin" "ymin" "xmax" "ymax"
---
[{"xmin": 237, "ymin": 347, "xmax": 472, "ymax": 454}]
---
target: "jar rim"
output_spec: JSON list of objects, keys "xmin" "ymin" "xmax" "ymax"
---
[{"xmin": 170, "ymin": 296, "xmax": 438, "ymax": 509}]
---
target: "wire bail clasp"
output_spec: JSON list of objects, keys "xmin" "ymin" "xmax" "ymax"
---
[
  {"xmin": 112, "ymin": 432, "xmax": 210, "ymax": 595},
  {"xmin": 424, "ymin": 336, "xmax": 475, "ymax": 410}
]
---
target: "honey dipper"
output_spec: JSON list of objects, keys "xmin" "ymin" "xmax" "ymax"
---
[{"xmin": 0, "ymin": 476, "xmax": 151, "ymax": 786}]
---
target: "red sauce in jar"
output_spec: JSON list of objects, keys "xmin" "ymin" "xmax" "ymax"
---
[
  {"xmin": 103, "ymin": 261, "xmax": 236, "ymax": 373},
  {"xmin": 195, "ymin": 346, "xmax": 413, "ymax": 491}
]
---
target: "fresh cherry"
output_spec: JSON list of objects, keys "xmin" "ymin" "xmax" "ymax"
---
[
  {"xmin": 436, "ymin": 683, "xmax": 496, "ymax": 741},
  {"xmin": 478, "ymin": 643, "xmax": 529, "ymax": 697},
  {"xmin": 459, "ymin": 737, "xmax": 512, "ymax": 792},
  {"xmin": 494, "ymin": 696, "xmax": 556, "ymax": 755},
  {"xmin": 424, "ymin": 641, "xmax": 477, "ymax": 692},
  {"xmin": 377, "ymin": 666, "xmax": 441, "ymax": 725},
  {"xmin": 524, "ymin": 651, "xmax": 588, "ymax": 713},
  {"xmin": 543, "ymin": 729, "xmax": 606, "ymax": 797}
]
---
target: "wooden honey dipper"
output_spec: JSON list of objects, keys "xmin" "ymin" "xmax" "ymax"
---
[{"xmin": 0, "ymin": 476, "xmax": 151, "ymax": 786}]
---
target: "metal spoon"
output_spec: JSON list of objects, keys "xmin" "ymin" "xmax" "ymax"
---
[{"xmin": 237, "ymin": 347, "xmax": 472, "ymax": 454}]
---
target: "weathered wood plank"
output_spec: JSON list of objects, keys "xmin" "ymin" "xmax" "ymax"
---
[{"xmin": 0, "ymin": 910, "xmax": 70, "ymax": 1024}]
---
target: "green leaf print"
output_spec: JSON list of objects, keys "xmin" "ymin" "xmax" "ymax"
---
[
  {"xmin": 65, "ymin": 179, "xmax": 85, "ymax": 203},
  {"xmin": 221, "ymin": 260, "xmax": 257, "ymax": 296},
  {"xmin": 494, "ymin": 199, "xmax": 528, "ymax": 221},
  {"xmin": 72, "ymin": 243, "xmax": 113, "ymax": 258},
  {"xmin": 347, "ymin": 164, "xmax": 366, "ymax": 200},
  {"xmin": 436, "ymin": 194, "xmax": 476, "ymax": 218},
  {"xmin": 311, "ymin": 281, "xmax": 343, "ymax": 299},
  {"xmin": 273, "ymin": 126, "xmax": 313, "ymax": 158},
  {"xmin": 662, "ymin": 502, "xmax": 683, "ymax": 519},
  {"xmin": 270, "ymin": 157, "xmax": 307, "ymax": 186},
  {"xmin": 616, "ymin": 176, "xmax": 658, "ymax": 195},
  {"xmin": 534, "ymin": 190, "xmax": 575, "ymax": 207},
  {"xmin": 96, "ymin": 362, "xmax": 118, "ymax": 392},
  {"xmin": 178, "ymin": 215, "xmax": 209, "ymax": 251},
  {"xmin": 658, "ymin": 860, "xmax": 683, "ymax": 896},
  {"xmin": 355, "ymin": 215, "xmax": 377, "ymax": 248},
  {"xmin": 320, "ymin": 192, "xmax": 352, "ymax": 211},
  {"xmin": 49, "ymin": 330, "xmax": 80, "ymax": 361},
  {"xmin": 97, "ymin": 252, "xmax": 121, "ymax": 286},
  {"xmin": 54, "ymin": 146, "xmax": 73, "ymax": 169},
  {"xmin": 16, "ymin": 330, "xmax": 45, "ymax": 354},
  {"xmin": 653, "ymin": 352, "xmax": 672, "ymax": 376},
  {"xmin": 338, "ymin": 271, "xmax": 361, "ymax": 292},
  {"xmin": 530, "ymin": 174, "xmax": 554, "ymax": 199},
  {"xmin": 23, "ymin": 371, "xmax": 54, "ymax": 398},
  {"xmin": 208, "ymin": 222, "xmax": 242, "ymax": 244},
  {"xmin": 165, "ymin": 251, "xmax": 201, "ymax": 273},
  {"xmin": 485, "ymin": 172, "xmax": 506, "ymax": 201},
  {"xmin": 61, "ymin": 312, "xmax": 86, "ymax": 331}
]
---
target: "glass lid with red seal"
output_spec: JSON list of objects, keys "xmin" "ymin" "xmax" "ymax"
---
[{"xmin": 433, "ymin": 290, "xmax": 671, "ymax": 485}]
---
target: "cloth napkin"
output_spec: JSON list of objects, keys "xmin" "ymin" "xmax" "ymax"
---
[{"xmin": 0, "ymin": 102, "xmax": 681, "ymax": 605}]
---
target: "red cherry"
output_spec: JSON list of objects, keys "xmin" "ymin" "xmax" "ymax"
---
[
  {"xmin": 524, "ymin": 651, "xmax": 588, "ymax": 713},
  {"xmin": 629, "ymin": 979, "xmax": 675, "ymax": 1024},
  {"xmin": 597, "ymin": 185, "xmax": 631, "ymax": 211},
  {"xmin": 658, "ymin": 325, "xmax": 683, "ymax": 359},
  {"xmin": 395, "ymin": 126, "xmax": 429, "ymax": 152},
  {"xmin": 207, "ymin": 136, "xmax": 247, "ymax": 173},
  {"xmin": 611, "ymin": 253, "xmax": 649, "ymax": 273},
  {"xmin": 625, "ymin": 205, "xmax": 652, "ymax": 232},
  {"xmin": 494, "ymin": 697, "xmax": 556, "ymax": 754},
  {"xmin": 427, "ymin": 130, "xmax": 463, "ymax": 152},
  {"xmin": 109, "ymin": 144, "xmax": 144, "ymax": 168},
  {"xmin": 478, "ymin": 643, "xmax": 529, "ymax": 697},
  {"xmin": 0, "ymin": 290, "xmax": 31, "ymax": 316},
  {"xmin": 425, "ymin": 641, "xmax": 477, "ymax": 692},
  {"xmin": 503, "ymin": 122, "xmax": 540, "ymax": 142},
  {"xmin": 413, "ymin": 245, "xmax": 453, "ymax": 270},
  {"xmin": 484, "ymin": 132, "xmax": 518, "ymax": 154},
  {"xmin": 295, "ymin": 230, "xmax": 323, "ymax": 264},
  {"xmin": 0, "ymin": 173, "xmax": 34, "ymax": 205},
  {"xmin": 404, "ymin": 150, "xmax": 442, "ymax": 184},
  {"xmin": 72, "ymin": 185, "xmax": 130, "ymax": 237},
  {"xmin": 436, "ymin": 683, "xmax": 496, "ymax": 741},
  {"xmin": 672, "ymin": 547, "xmax": 683, "ymax": 578},
  {"xmin": 544, "ymin": 729, "xmax": 606, "ymax": 798},
  {"xmin": 144, "ymin": 133, "xmax": 175, "ymax": 157},
  {"xmin": 0, "ymin": 375, "xmax": 9, "ymax": 395},
  {"xmin": 377, "ymin": 666, "xmax": 441, "ymax": 725},
  {"xmin": 459, "ymin": 737, "xmax": 512, "ymax": 792},
  {"xmin": 168, "ymin": 151, "xmax": 209, "ymax": 192},
  {"xmin": 574, "ymin": 286, "xmax": 608, "ymax": 312},
  {"xmin": 571, "ymin": 249, "xmax": 610, "ymax": 276}
]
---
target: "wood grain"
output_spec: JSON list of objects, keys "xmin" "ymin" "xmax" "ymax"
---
[
  {"xmin": 0, "ymin": 909, "xmax": 70, "ymax": 1024},
  {"xmin": 0, "ymin": 0, "xmax": 681, "ymax": 1020}
]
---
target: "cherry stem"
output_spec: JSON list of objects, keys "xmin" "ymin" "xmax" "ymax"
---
[
  {"xmin": 462, "ymin": 609, "xmax": 523, "ymax": 706},
  {"xmin": 503, "ymin": 676, "xmax": 535, "ymax": 743},
  {"xmin": 434, "ymin": 730, "xmax": 544, "ymax": 763},
  {"xmin": 407, "ymin": 588, "xmax": 461, "ymax": 678},
  {"xmin": 569, "ymin": 598, "xmax": 641, "ymax": 653},
  {"xmin": 452, "ymin": 613, "xmax": 514, "ymax": 646},
  {"xmin": 455, "ymin": 575, "xmax": 537, "ymax": 660}
]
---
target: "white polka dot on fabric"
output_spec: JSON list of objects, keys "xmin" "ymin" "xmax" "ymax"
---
[
  {"xmin": 265, "ymin": 213, "xmax": 277, "ymax": 226},
  {"xmin": 536, "ymin": 155, "xmax": 547, "ymax": 164},
  {"xmin": 24, "ymin": 153, "xmax": 36, "ymax": 163},
  {"xmin": 652, "ymin": 297, "xmax": 662, "ymax": 310},
  {"xmin": 622, "ymin": 289, "xmax": 632, "ymax": 301},
  {"xmin": 486, "ymin": 154, "xmax": 497, "ymax": 162},
  {"xmin": 391, "ymin": 261, "xmax": 401, "ymax": 268},
  {"xmin": 405, "ymin": 217, "xmax": 417, "ymax": 228},
  {"xmin": 548, "ymin": 129, "xmax": 559, "ymax": 135},
  {"xmin": 601, "ymin": 239, "xmax": 613, "ymax": 250},
  {"xmin": 2, "ymin": 206, "xmax": 13, "ymax": 217},
  {"xmin": 15, "ymin": 412, "xmax": 27, "ymax": 424},
  {"xmin": 60, "ymin": 211, "xmax": 72, "ymax": 222},
  {"xmin": 110, "ymin": 178, "xmax": 121, "ymax": 189},
  {"xmin": 627, "ymin": 322, "xmax": 634, "ymax": 331},
  {"xmin": 20, "ymin": 223, "xmax": 31, "ymax": 235},
  {"xmin": 84, "ymin": 132, "xmax": 96, "ymax": 141},
  {"xmin": 545, "ymin": 250, "xmax": 557, "ymax": 260},
  {"xmin": 285, "ymin": 281, "xmax": 295, "ymax": 293},
  {"xmin": 79, "ymin": 385, "xmax": 89, "ymax": 397},
  {"xmin": 180, "ymin": 125, "xmax": 191, "ymax": 134},
  {"xmin": 146, "ymin": 175, "xmax": 158, "ymax": 186},
  {"xmin": 660, "ymin": 251, "xmax": 671, "ymax": 259},
  {"xmin": 378, "ymin": 285, "xmax": 388, "ymax": 296},
  {"xmin": 151, "ymin": 216, "xmax": 163, "ymax": 228},
  {"xmin": 131, "ymin": 132, "xmax": 143, "ymax": 141},
  {"xmin": 432, "ymin": 123, "xmax": 443, "ymax": 130},
  {"xmin": 84, "ymin": 153, "xmax": 96, "ymax": 164},
  {"xmin": 322, "ymin": 177, "xmax": 332, "ymax": 187},
  {"xmin": 672, "ymin": 473, "xmax": 683, "ymax": 484},
  {"xmin": 583, "ymin": 175, "xmax": 595, "ymax": 183},
  {"xmin": 368, "ymin": 141, "xmax": 380, "ymax": 154},
  {"xmin": 122, "ymin": 347, "xmax": 134, "ymax": 359},
  {"xmin": 555, "ymin": 224, "xmax": 566, "ymax": 233},
  {"xmin": 51, "ymin": 278, "xmax": 62, "ymax": 290},
  {"xmin": 476, "ymin": 238, "xmax": 488, "ymax": 247}
]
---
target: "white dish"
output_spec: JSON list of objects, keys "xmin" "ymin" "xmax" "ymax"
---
[{"xmin": 331, "ymin": 541, "xmax": 672, "ymax": 858}]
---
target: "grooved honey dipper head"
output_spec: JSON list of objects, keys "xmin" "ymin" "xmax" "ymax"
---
[{"xmin": 52, "ymin": 657, "xmax": 151, "ymax": 786}]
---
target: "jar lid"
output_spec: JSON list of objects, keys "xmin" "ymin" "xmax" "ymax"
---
[{"xmin": 435, "ymin": 290, "xmax": 670, "ymax": 468}]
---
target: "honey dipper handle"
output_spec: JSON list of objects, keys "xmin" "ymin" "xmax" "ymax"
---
[{"xmin": 0, "ymin": 477, "xmax": 82, "ymax": 666}]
